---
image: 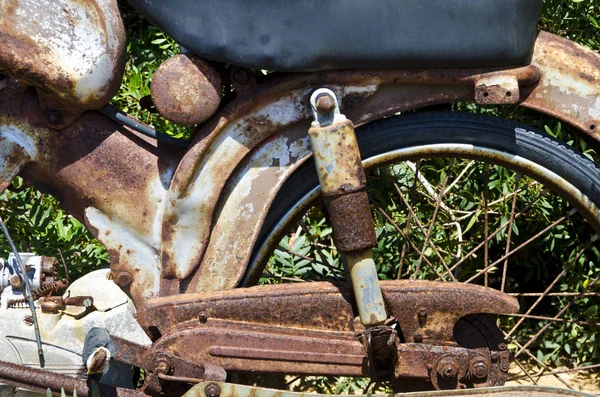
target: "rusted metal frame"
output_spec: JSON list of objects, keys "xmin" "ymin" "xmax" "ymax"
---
[
  {"xmin": 0, "ymin": 0, "xmax": 126, "ymax": 112},
  {"xmin": 521, "ymin": 31, "xmax": 600, "ymax": 152},
  {"xmin": 184, "ymin": 382, "xmax": 598, "ymax": 397},
  {"xmin": 144, "ymin": 281, "xmax": 517, "ymax": 341},
  {"xmin": 178, "ymin": 66, "xmax": 539, "ymax": 295},
  {"xmin": 0, "ymin": 359, "xmax": 144, "ymax": 397},
  {"xmin": 0, "ymin": 89, "xmax": 183, "ymax": 318}
]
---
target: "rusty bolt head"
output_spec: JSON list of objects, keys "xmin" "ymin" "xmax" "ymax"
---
[
  {"xmin": 10, "ymin": 275, "xmax": 23, "ymax": 288},
  {"xmin": 199, "ymin": 312, "xmax": 208, "ymax": 323},
  {"xmin": 470, "ymin": 359, "xmax": 488, "ymax": 380},
  {"xmin": 498, "ymin": 343, "xmax": 507, "ymax": 351},
  {"xmin": 154, "ymin": 359, "xmax": 172, "ymax": 376},
  {"xmin": 500, "ymin": 362, "xmax": 510, "ymax": 372},
  {"xmin": 413, "ymin": 332, "xmax": 423, "ymax": 343},
  {"xmin": 114, "ymin": 271, "xmax": 133, "ymax": 288},
  {"xmin": 418, "ymin": 308, "xmax": 427, "ymax": 317},
  {"xmin": 315, "ymin": 95, "xmax": 335, "ymax": 113},
  {"xmin": 205, "ymin": 383, "xmax": 221, "ymax": 397},
  {"xmin": 23, "ymin": 315, "xmax": 33, "ymax": 326},
  {"xmin": 490, "ymin": 351, "xmax": 499, "ymax": 362},
  {"xmin": 46, "ymin": 111, "xmax": 61, "ymax": 126},
  {"xmin": 437, "ymin": 357, "xmax": 460, "ymax": 379}
]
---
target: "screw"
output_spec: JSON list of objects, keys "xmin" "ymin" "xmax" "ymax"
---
[
  {"xmin": 47, "ymin": 111, "xmax": 61, "ymax": 126},
  {"xmin": 114, "ymin": 271, "xmax": 133, "ymax": 288},
  {"xmin": 500, "ymin": 362, "xmax": 510, "ymax": 372},
  {"xmin": 418, "ymin": 307, "xmax": 427, "ymax": 326},
  {"xmin": 470, "ymin": 359, "xmax": 488, "ymax": 380},
  {"xmin": 437, "ymin": 357, "xmax": 460, "ymax": 379},
  {"xmin": 205, "ymin": 382, "xmax": 221, "ymax": 397},
  {"xmin": 23, "ymin": 315, "xmax": 33, "ymax": 326},
  {"xmin": 199, "ymin": 312, "xmax": 208, "ymax": 323},
  {"xmin": 315, "ymin": 95, "xmax": 335, "ymax": 113},
  {"xmin": 413, "ymin": 332, "xmax": 423, "ymax": 343},
  {"xmin": 498, "ymin": 343, "xmax": 507, "ymax": 351}
]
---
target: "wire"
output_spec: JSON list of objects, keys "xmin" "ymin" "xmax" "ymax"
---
[{"xmin": 100, "ymin": 104, "xmax": 190, "ymax": 149}]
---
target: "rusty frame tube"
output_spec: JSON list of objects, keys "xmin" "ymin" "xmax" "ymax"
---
[{"xmin": 0, "ymin": 359, "xmax": 144, "ymax": 397}]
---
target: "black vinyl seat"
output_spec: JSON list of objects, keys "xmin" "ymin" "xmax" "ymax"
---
[{"xmin": 128, "ymin": 0, "xmax": 543, "ymax": 72}]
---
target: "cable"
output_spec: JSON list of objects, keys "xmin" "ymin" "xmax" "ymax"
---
[{"xmin": 100, "ymin": 104, "xmax": 190, "ymax": 149}]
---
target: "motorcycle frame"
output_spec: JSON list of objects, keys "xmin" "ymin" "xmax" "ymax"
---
[{"xmin": 0, "ymin": 26, "xmax": 599, "ymax": 320}]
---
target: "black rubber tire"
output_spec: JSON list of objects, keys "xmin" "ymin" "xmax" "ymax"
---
[{"xmin": 253, "ymin": 112, "xmax": 600, "ymax": 276}]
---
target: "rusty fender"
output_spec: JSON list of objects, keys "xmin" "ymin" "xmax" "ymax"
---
[{"xmin": 169, "ymin": 31, "xmax": 600, "ymax": 294}]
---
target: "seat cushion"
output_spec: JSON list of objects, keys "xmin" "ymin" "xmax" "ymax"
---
[{"xmin": 128, "ymin": 0, "xmax": 543, "ymax": 72}]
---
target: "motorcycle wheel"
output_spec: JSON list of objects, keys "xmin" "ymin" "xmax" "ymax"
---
[{"xmin": 248, "ymin": 112, "xmax": 600, "ymax": 392}]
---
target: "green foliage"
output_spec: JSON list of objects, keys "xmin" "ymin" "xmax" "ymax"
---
[{"xmin": 0, "ymin": 178, "xmax": 108, "ymax": 280}]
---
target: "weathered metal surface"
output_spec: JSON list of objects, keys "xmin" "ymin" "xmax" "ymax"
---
[
  {"xmin": 0, "ymin": 0, "xmax": 125, "ymax": 110},
  {"xmin": 326, "ymin": 191, "xmax": 377, "ymax": 252},
  {"xmin": 522, "ymin": 31, "xmax": 600, "ymax": 147},
  {"xmin": 151, "ymin": 55, "xmax": 222, "ymax": 126},
  {"xmin": 346, "ymin": 251, "xmax": 387, "ymax": 325},
  {"xmin": 0, "ymin": 89, "xmax": 182, "ymax": 318},
  {"xmin": 475, "ymin": 74, "xmax": 520, "ymax": 105},
  {"xmin": 184, "ymin": 382, "xmax": 597, "ymax": 397},
  {"xmin": 0, "ymin": 359, "xmax": 144, "ymax": 397},
  {"xmin": 139, "ymin": 281, "xmax": 514, "ymax": 384},
  {"xmin": 174, "ymin": 65, "xmax": 540, "ymax": 294}
]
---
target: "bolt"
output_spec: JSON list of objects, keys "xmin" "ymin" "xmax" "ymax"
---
[
  {"xmin": 498, "ymin": 343, "xmax": 507, "ymax": 351},
  {"xmin": 500, "ymin": 362, "xmax": 510, "ymax": 372},
  {"xmin": 205, "ymin": 382, "xmax": 221, "ymax": 397},
  {"xmin": 10, "ymin": 275, "xmax": 23, "ymax": 288},
  {"xmin": 23, "ymin": 315, "xmax": 33, "ymax": 326},
  {"xmin": 114, "ymin": 271, "xmax": 133, "ymax": 288},
  {"xmin": 470, "ymin": 359, "xmax": 488, "ymax": 380},
  {"xmin": 490, "ymin": 351, "xmax": 499, "ymax": 362},
  {"xmin": 154, "ymin": 359, "xmax": 171, "ymax": 376},
  {"xmin": 47, "ymin": 111, "xmax": 61, "ymax": 126},
  {"xmin": 437, "ymin": 357, "xmax": 460, "ymax": 379},
  {"xmin": 315, "ymin": 95, "xmax": 335, "ymax": 113},
  {"xmin": 418, "ymin": 307, "xmax": 427, "ymax": 326},
  {"xmin": 413, "ymin": 332, "xmax": 423, "ymax": 343},
  {"xmin": 199, "ymin": 312, "xmax": 208, "ymax": 323}
]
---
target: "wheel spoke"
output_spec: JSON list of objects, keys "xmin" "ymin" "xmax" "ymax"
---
[
  {"xmin": 393, "ymin": 183, "xmax": 457, "ymax": 282},
  {"xmin": 398, "ymin": 160, "xmax": 421, "ymax": 279},
  {"xmin": 506, "ymin": 236, "xmax": 594, "ymax": 338},
  {"xmin": 501, "ymin": 173, "xmax": 521, "ymax": 292},
  {"xmin": 514, "ymin": 270, "xmax": 600, "ymax": 357},
  {"xmin": 511, "ymin": 364, "xmax": 600, "ymax": 381},
  {"xmin": 376, "ymin": 206, "xmax": 447, "ymax": 281},
  {"xmin": 504, "ymin": 332, "xmax": 574, "ymax": 389},
  {"xmin": 511, "ymin": 357, "xmax": 539, "ymax": 385},
  {"xmin": 464, "ymin": 208, "xmax": 577, "ymax": 284},
  {"xmin": 484, "ymin": 163, "xmax": 490, "ymax": 287},
  {"xmin": 441, "ymin": 189, "xmax": 548, "ymax": 279},
  {"xmin": 413, "ymin": 159, "xmax": 455, "ymax": 278}
]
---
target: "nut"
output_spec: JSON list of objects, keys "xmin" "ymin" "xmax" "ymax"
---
[
  {"xmin": 316, "ymin": 95, "xmax": 335, "ymax": 113},
  {"xmin": 470, "ymin": 359, "xmax": 489, "ymax": 380},
  {"xmin": 154, "ymin": 359, "xmax": 171, "ymax": 376},
  {"xmin": 114, "ymin": 271, "xmax": 133, "ymax": 288},
  {"xmin": 436, "ymin": 356, "xmax": 460, "ymax": 379},
  {"xmin": 205, "ymin": 382, "xmax": 221, "ymax": 397}
]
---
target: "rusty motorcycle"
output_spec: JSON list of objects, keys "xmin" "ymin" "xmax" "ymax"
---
[{"xmin": 0, "ymin": 0, "xmax": 599, "ymax": 396}]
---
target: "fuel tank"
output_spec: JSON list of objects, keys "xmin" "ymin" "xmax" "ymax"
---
[{"xmin": 0, "ymin": 0, "xmax": 126, "ymax": 110}]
